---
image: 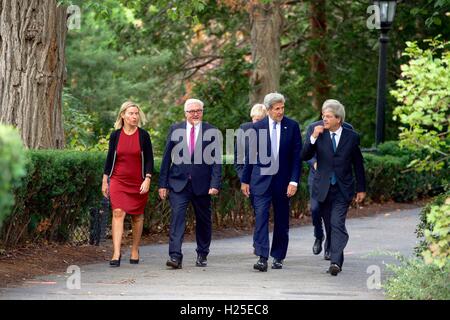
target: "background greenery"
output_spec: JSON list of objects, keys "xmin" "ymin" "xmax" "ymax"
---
[{"xmin": 62, "ymin": 0, "xmax": 450, "ymax": 152}]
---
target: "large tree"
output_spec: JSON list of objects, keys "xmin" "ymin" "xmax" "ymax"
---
[
  {"xmin": 309, "ymin": 0, "xmax": 330, "ymax": 111},
  {"xmin": 0, "ymin": 0, "xmax": 67, "ymax": 149},
  {"xmin": 249, "ymin": 0, "xmax": 283, "ymax": 105}
]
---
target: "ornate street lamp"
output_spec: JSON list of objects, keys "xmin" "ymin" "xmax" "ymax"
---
[{"xmin": 373, "ymin": 0, "xmax": 397, "ymax": 145}]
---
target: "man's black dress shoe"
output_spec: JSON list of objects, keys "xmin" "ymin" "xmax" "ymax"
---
[
  {"xmin": 328, "ymin": 263, "xmax": 341, "ymax": 276},
  {"xmin": 196, "ymin": 254, "xmax": 207, "ymax": 267},
  {"xmin": 253, "ymin": 257, "xmax": 268, "ymax": 272},
  {"xmin": 166, "ymin": 257, "xmax": 182, "ymax": 269},
  {"xmin": 324, "ymin": 250, "xmax": 331, "ymax": 260},
  {"xmin": 312, "ymin": 237, "xmax": 324, "ymax": 255},
  {"xmin": 271, "ymin": 259, "xmax": 283, "ymax": 269},
  {"xmin": 109, "ymin": 254, "xmax": 121, "ymax": 267}
]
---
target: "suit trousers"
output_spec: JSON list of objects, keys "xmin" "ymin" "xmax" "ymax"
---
[
  {"xmin": 320, "ymin": 184, "xmax": 350, "ymax": 268},
  {"xmin": 168, "ymin": 180, "xmax": 212, "ymax": 261},
  {"xmin": 309, "ymin": 185, "xmax": 324, "ymax": 240},
  {"xmin": 253, "ymin": 182, "xmax": 290, "ymax": 260}
]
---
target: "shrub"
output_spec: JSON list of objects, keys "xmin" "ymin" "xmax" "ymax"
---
[
  {"xmin": 384, "ymin": 256, "xmax": 450, "ymax": 300},
  {"xmin": 415, "ymin": 191, "xmax": 450, "ymax": 256},
  {"xmin": 0, "ymin": 125, "xmax": 26, "ymax": 228}
]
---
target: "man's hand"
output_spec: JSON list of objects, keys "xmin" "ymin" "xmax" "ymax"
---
[
  {"xmin": 287, "ymin": 184, "xmax": 297, "ymax": 198},
  {"xmin": 208, "ymin": 188, "xmax": 219, "ymax": 196},
  {"xmin": 241, "ymin": 183, "xmax": 250, "ymax": 198},
  {"xmin": 312, "ymin": 125, "xmax": 324, "ymax": 139},
  {"xmin": 313, "ymin": 162, "xmax": 317, "ymax": 170},
  {"xmin": 355, "ymin": 192, "xmax": 366, "ymax": 204},
  {"xmin": 159, "ymin": 188, "xmax": 169, "ymax": 200}
]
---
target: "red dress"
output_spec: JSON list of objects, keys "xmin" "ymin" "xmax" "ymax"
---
[{"xmin": 109, "ymin": 129, "xmax": 148, "ymax": 215}]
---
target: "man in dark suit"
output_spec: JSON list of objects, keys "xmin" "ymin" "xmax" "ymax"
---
[
  {"xmin": 302, "ymin": 99, "xmax": 366, "ymax": 276},
  {"xmin": 234, "ymin": 103, "xmax": 267, "ymax": 181},
  {"xmin": 159, "ymin": 98, "xmax": 222, "ymax": 269},
  {"xmin": 307, "ymin": 120, "xmax": 354, "ymax": 260},
  {"xmin": 241, "ymin": 93, "xmax": 302, "ymax": 272}
]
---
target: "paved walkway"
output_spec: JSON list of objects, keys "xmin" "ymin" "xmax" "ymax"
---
[{"xmin": 0, "ymin": 208, "xmax": 420, "ymax": 300}]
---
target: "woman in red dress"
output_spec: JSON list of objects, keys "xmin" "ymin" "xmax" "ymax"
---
[{"xmin": 102, "ymin": 101, "xmax": 154, "ymax": 267}]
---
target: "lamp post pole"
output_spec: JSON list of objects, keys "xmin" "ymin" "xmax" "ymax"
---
[{"xmin": 375, "ymin": 30, "xmax": 389, "ymax": 145}]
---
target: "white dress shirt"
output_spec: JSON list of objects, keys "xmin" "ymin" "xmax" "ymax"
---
[
  {"xmin": 186, "ymin": 121, "xmax": 201, "ymax": 150},
  {"xmin": 268, "ymin": 116, "xmax": 281, "ymax": 156},
  {"xmin": 269, "ymin": 116, "xmax": 297, "ymax": 187},
  {"xmin": 310, "ymin": 125, "xmax": 343, "ymax": 147}
]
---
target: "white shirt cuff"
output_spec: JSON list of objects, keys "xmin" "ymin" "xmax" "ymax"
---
[
  {"xmin": 310, "ymin": 136, "xmax": 317, "ymax": 144},
  {"xmin": 289, "ymin": 182, "xmax": 298, "ymax": 187}
]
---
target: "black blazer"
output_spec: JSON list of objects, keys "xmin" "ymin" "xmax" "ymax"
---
[
  {"xmin": 305, "ymin": 120, "xmax": 354, "ymax": 187},
  {"xmin": 158, "ymin": 121, "xmax": 222, "ymax": 195},
  {"xmin": 301, "ymin": 124, "xmax": 366, "ymax": 203},
  {"xmin": 233, "ymin": 121, "xmax": 253, "ymax": 181},
  {"xmin": 104, "ymin": 127, "xmax": 154, "ymax": 179}
]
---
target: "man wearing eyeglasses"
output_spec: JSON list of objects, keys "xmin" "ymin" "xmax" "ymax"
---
[
  {"xmin": 302, "ymin": 99, "xmax": 366, "ymax": 276},
  {"xmin": 159, "ymin": 98, "xmax": 222, "ymax": 269},
  {"xmin": 306, "ymin": 114, "xmax": 354, "ymax": 261}
]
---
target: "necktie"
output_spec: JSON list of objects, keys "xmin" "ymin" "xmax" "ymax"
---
[
  {"xmin": 271, "ymin": 121, "xmax": 278, "ymax": 158},
  {"xmin": 189, "ymin": 125, "xmax": 195, "ymax": 156},
  {"xmin": 331, "ymin": 132, "xmax": 337, "ymax": 185}
]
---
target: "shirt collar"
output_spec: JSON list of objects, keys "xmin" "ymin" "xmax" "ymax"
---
[
  {"xmin": 187, "ymin": 121, "xmax": 201, "ymax": 130},
  {"xmin": 268, "ymin": 116, "xmax": 279, "ymax": 127},
  {"xmin": 330, "ymin": 126, "xmax": 343, "ymax": 136}
]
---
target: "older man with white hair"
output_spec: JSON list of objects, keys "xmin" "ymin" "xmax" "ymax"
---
[
  {"xmin": 241, "ymin": 93, "xmax": 302, "ymax": 272},
  {"xmin": 234, "ymin": 103, "xmax": 267, "ymax": 180},
  {"xmin": 159, "ymin": 98, "xmax": 222, "ymax": 269},
  {"xmin": 302, "ymin": 99, "xmax": 366, "ymax": 276}
]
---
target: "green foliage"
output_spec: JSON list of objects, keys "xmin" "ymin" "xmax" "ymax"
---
[
  {"xmin": 0, "ymin": 150, "xmax": 104, "ymax": 247},
  {"xmin": 416, "ymin": 192, "xmax": 449, "ymax": 254},
  {"xmin": 384, "ymin": 255, "xmax": 450, "ymax": 300},
  {"xmin": 422, "ymin": 197, "xmax": 450, "ymax": 268},
  {"xmin": 391, "ymin": 37, "xmax": 450, "ymax": 174},
  {"xmin": 0, "ymin": 126, "xmax": 27, "ymax": 228},
  {"xmin": 62, "ymin": 0, "xmax": 450, "ymax": 151},
  {"xmin": 192, "ymin": 45, "xmax": 252, "ymax": 134},
  {"xmin": 363, "ymin": 141, "xmax": 446, "ymax": 202}
]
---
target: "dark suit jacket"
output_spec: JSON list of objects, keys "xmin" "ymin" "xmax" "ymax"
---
[
  {"xmin": 241, "ymin": 116, "xmax": 302, "ymax": 196},
  {"xmin": 159, "ymin": 121, "xmax": 222, "ymax": 195},
  {"xmin": 234, "ymin": 121, "xmax": 253, "ymax": 181},
  {"xmin": 301, "ymin": 124, "xmax": 366, "ymax": 203},
  {"xmin": 104, "ymin": 127, "xmax": 154, "ymax": 179},
  {"xmin": 306, "ymin": 120, "xmax": 354, "ymax": 187}
]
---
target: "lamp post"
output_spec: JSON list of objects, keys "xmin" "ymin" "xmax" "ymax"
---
[{"xmin": 374, "ymin": 0, "xmax": 397, "ymax": 145}]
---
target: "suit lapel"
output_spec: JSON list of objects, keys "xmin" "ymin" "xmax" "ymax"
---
[
  {"xmin": 279, "ymin": 117, "xmax": 288, "ymax": 156},
  {"xmin": 261, "ymin": 117, "xmax": 271, "ymax": 157},
  {"xmin": 323, "ymin": 129, "xmax": 335, "ymax": 154},
  {"xmin": 336, "ymin": 127, "xmax": 350, "ymax": 154}
]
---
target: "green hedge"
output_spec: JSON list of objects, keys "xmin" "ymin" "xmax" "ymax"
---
[
  {"xmin": 0, "ymin": 141, "xmax": 446, "ymax": 248},
  {"xmin": 0, "ymin": 125, "xmax": 26, "ymax": 229}
]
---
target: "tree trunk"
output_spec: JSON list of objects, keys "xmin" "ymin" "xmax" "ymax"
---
[
  {"xmin": 0, "ymin": 0, "xmax": 67, "ymax": 149},
  {"xmin": 309, "ymin": 0, "xmax": 330, "ymax": 112},
  {"xmin": 249, "ymin": 0, "xmax": 283, "ymax": 105}
]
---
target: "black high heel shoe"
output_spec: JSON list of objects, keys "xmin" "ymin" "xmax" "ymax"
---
[
  {"xmin": 130, "ymin": 251, "xmax": 139, "ymax": 264},
  {"xmin": 110, "ymin": 254, "xmax": 121, "ymax": 267}
]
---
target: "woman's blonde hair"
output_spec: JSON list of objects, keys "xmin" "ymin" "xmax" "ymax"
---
[{"xmin": 114, "ymin": 101, "xmax": 147, "ymax": 130}]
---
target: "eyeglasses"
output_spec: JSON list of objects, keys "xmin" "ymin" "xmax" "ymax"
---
[
  {"xmin": 322, "ymin": 114, "xmax": 337, "ymax": 120},
  {"xmin": 185, "ymin": 109, "xmax": 204, "ymax": 114}
]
